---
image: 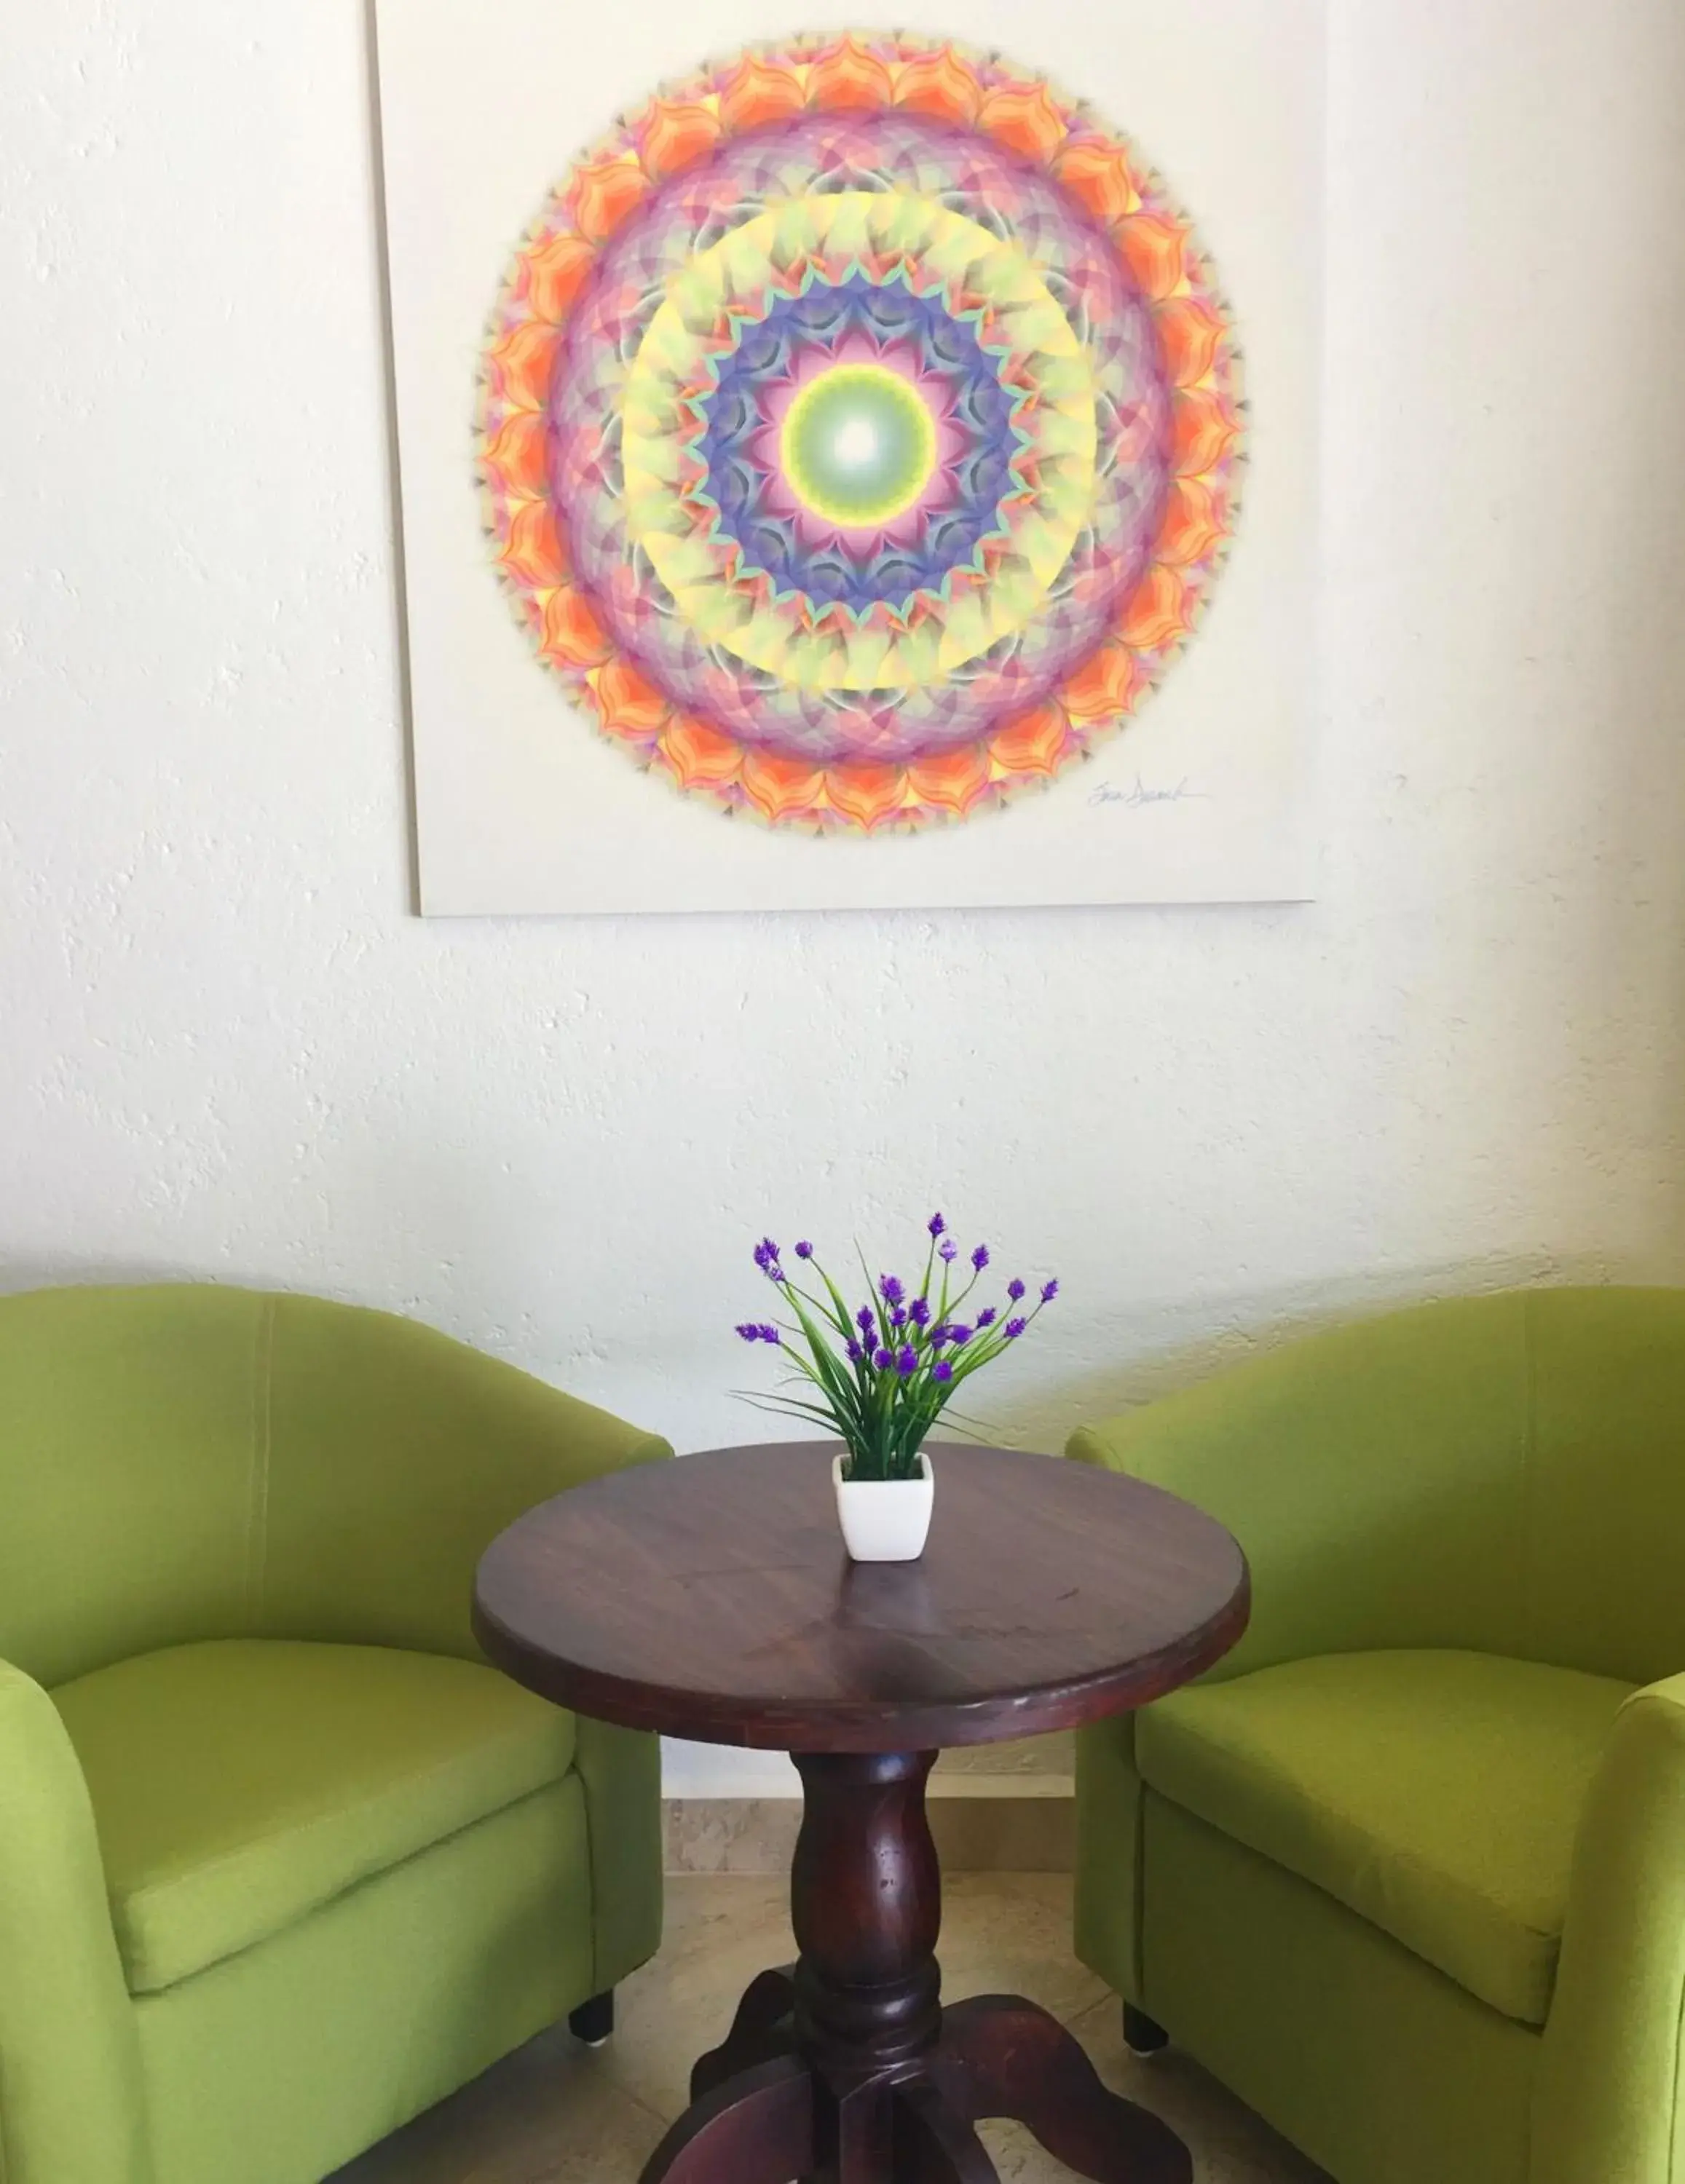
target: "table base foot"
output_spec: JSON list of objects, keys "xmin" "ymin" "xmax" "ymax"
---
[
  {"xmin": 892, "ymin": 2075, "xmax": 995, "ymax": 2183},
  {"xmin": 639, "ymin": 2054, "xmax": 815, "ymax": 2184},
  {"xmin": 933, "ymin": 1994, "xmax": 1192, "ymax": 2184},
  {"xmin": 689, "ymin": 1964, "xmax": 799, "ymax": 2101},
  {"xmin": 660, "ymin": 1982, "xmax": 1191, "ymax": 2184}
]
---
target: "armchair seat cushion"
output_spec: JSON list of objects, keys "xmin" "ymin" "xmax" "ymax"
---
[
  {"xmin": 1136, "ymin": 1649, "xmax": 1631, "ymax": 2025},
  {"xmin": 52, "ymin": 1638, "xmax": 577, "ymax": 1995}
]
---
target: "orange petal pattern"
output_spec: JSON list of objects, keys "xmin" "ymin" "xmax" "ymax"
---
[
  {"xmin": 568, "ymin": 156, "xmax": 650, "ymax": 245},
  {"xmin": 739, "ymin": 751, "xmax": 827, "ymax": 825},
  {"xmin": 1155, "ymin": 480, "xmax": 1228, "ymax": 569},
  {"xmin": 476, "ymin": 33, "xmax": 1245, "ymax": 835},
  {"xmin": 1053, "ymin": 139, "xmax": 1140, "ymax": 227},
  {"xmin": 593, "ymin": 657, "xmax": 671, "ymax": 739},
  {"xmin": 1155, "ymin": 298, "xmax": 1226, "ymax": 389},
  {"xmin": 498, "ymin": 502, "xmax": 569, "ymax": 590},
  {"xmin": 636, "ymin": 98, "xmax": 722, "ymax": 181},
  {"xmin": 718, "ymin": 52, "xmax": 808, "ymax": 132},
  {"xmin": 658, "ymin": 715, "xmax": 743, "ymax": 791},
  {"xmin": 976, "ymin": 81, "xmax": 1066, "ymax": 164},
  {"xmin": 809, "ymin": 35, "xmax": 896, "ymax": 111},
  {"xmin": 909, "ymin": 743, "xmax": 993, "ymax": 818},
  {"xmin": 990, "ymin": 705, "xmax": 1074, "ymax": 778},
  {"xmin": 1116, "ymin": 214, "xmax": 1186, "ymax": 303},
  {"xmin": 1118, "ymin": 566, "xmax": 1193, "ymax": 654},
  {"xmin": 519, "ymin": 232, "xmax": 594, "ymax": 326},
  {"xmin": 1171, "ymin": 389, "xmax": 1242, "ymax": 478},
  {"xmin": 1059, "ymin": 642, "xmax": 1139, "ymax": 723},
  {"xmin": 893, "ymin": 46, "xmax": 983, "ymax": 124},
  {"xmin": 540, "ymin": 585, "xmax": 610, "ymax": 670},
  {"xmin": 484, "ymin": 320, "xmax": 561, "ymax": 414},
  {"xmin": 826, "ymin": 763, "xmax": 909, "ymax": 831},
  {"xmin": 484, "ymin": 411, "xmax": 548, "ymax": 502}
]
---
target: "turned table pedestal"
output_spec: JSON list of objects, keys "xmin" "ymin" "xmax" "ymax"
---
[{"xmin": 473, "ymin": 1442, "xmax": 1249, "ymax": 2184}]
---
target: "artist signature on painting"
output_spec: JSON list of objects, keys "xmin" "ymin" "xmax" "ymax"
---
[{"xmin": 1088, "ymin": 774, "xmax": 1208, "ymax": 810}]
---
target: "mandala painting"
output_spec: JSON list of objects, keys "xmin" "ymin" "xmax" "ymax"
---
[{"xmin": 477, "ymin": 33, "xmax": 1245, "ymax": 836}]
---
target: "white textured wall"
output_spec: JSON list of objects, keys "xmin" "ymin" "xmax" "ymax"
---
[{"xmin": 4, "ymin": 4, "xmax": 1685, "ymax": 1792}]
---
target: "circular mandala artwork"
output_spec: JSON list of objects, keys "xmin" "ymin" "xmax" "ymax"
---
[{"xmin": 478, "ymin": 33, "xmax": 1244, "ymax": 833}]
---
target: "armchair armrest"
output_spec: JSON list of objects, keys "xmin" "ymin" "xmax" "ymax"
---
[
  {"xmin": 0, "ymin": 1658, "xmax": 148, "ymax": 2184},
  {"xmin": 1535, "ymin": 1674, "xmax": 1685, "ymax": 2184}
]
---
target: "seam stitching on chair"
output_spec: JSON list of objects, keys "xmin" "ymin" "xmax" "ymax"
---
[
  {"xmin": 1670, "ymin": 1963, "xmax": 1685, "ymax": 2184},
  {"xmin": 125, "ymin": 1724, "xmax": 569, "ymax": 1901},
  {"xmin": 1521, "ymin": 1291, "xmax": 1539, "ymax": 1661},
  {"xmin": 125, "ymin": 1754, "xmax": 577, "ymax": 1991},
  {"xmin": 248, "ymin": 1297, "xmax": 276, "ymax": 1631},
  {"xmin": 575, "ymin": 1722, "xmax": 607, "ymax": 1992},
  {"xmin": 1132, "ymin": 1759, "xmax": 1148, "ymax": 1998}
]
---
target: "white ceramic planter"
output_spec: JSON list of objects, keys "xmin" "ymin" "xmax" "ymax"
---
[{"xmin": 832, "ymin": 1452, "xmax": 934, "ymax": 1562}]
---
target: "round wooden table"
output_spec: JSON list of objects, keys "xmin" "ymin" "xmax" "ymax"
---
[{"xmin": 473, "ymin": 1442, "xmax": 1249, "ymax": 2184}]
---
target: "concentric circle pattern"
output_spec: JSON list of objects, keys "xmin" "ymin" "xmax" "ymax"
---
[
  {"xmin": 782, "ymin": 363, "xmax": 936, "ymax": 528},
  {"xmin": 479, "ymin": 33, "xmax": 1245, "ymax": 832}
]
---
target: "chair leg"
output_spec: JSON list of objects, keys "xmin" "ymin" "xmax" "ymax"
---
[
  {"xmin": 1122, "ymin": 2003, "xmax": 1169, "ymax": 2058},
  {"xmin": 570, "ymin": 1990, "xmax": 615, "ymax": 2047}
]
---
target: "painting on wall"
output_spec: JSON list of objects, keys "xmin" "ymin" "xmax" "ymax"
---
[{"xmin": 375, "ymin": 3, "xmax": 1324, "ymax": 913}]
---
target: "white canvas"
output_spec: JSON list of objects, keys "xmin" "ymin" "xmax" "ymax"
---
[{"xmin": 374, "ymin": 1, "xmax": 1325, "ymax": 914}]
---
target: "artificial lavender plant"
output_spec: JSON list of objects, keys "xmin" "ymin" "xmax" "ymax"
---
[{"xmin": 735, "ymin": 1214, "xmax": 1058, "ymax": 1481}]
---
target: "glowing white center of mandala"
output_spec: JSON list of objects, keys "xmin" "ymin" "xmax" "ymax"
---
[
  {"xmin": 834, "ymin": 419, "xmax": 880, "ymax": 466},
  {"xmin": 781, "ymin": 363, "xmax": 938, "ymax": 528}
]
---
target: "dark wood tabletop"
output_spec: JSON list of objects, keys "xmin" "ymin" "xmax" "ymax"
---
[{"xmin": 473, "ymin": 1441, "xmax": 1249, "ymax": 1753}]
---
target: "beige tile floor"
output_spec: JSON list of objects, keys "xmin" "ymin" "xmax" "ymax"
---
[{"xmin": 332, "ymin": 1873, "xmax": 1330, "ymax": 2184}]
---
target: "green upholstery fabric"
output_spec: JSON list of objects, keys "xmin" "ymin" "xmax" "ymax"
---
[
  {"xmin": 1142, "ymin": 1797, "xmax": 1539, "ymax": 2184},
  {"xmin": 0, "ymin": 1658, "xmax": 150, "ymax": 2184},
  {"xmin": 0, "ymin": 1283, "xmax": 671, "ymax": 2184},
  {"xmin": 1070, "ymin": 1286, "xmax": 1685, "ymax": 2184},
  {"xmin": 1137, "ymin": 1650, "xmax": 1631, "ymax": 2024},
  {"xmin": 572, "ymin": 1712, "xmax": 665, "ymax": 2001},
  {"xmin": 1534, "ymin": 1673, "xmax": 1685, "ymax": 2184},
  {"xmin": 55, "ymin": 1639, "xmax": 579, "ymax": 1994},
  {"xmin": 136, "ymin": 1780, "xmax": 597, "ymax": 2184}
]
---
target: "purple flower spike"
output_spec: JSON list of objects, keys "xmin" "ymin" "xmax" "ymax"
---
[
  {"xmin": 1004, "ymin": 1316, "xmax": 1027, "ymax": 1339},
  {"xmin": 939, "ymin": 1239, "xmax": 958, "ymax": 1263},
  {"xmin": 856, "ymin": 1305, "xmax": 875, "ymax": 1335},
  {"xmin": 972, "ymin": 1245, "xmax": 990, "ymax": 1270},
  {"xmin": 928, "ymin": 1212, "xmax": 947, "ymax": 1237},
  {"xmin": 759, "ymin": 1324, "xmax": 781, "ymax": 1345},
  {"xmin": 947, "ymin": 1324, "xmax": 973, "ymax": 1347},
  {"xmin": 845, "ymin": 1340, "xmax": 864, "ymax": 1364},
  {"xmin": 753, "ymin": 1238, "xmax": 780, "ymax": 1270},
  {"xmin": 976, "ymin": 1307, "xmax": 997, "ymax": 1327},
  {"xmin": 880, "ymin": 1274, "xmax": 905, "ymax": 1306},
  {"xmin": 1041, "ymin": 1279, "xmax": 1059, "ymax": 1302},
  {"xmin": 794, "ymin": 1240, "xmax": 813, "ymax": 1259},
  {"xmin": 909, "ymin": 1297, "xmax": 931, "ymax": 1327},
  {"xmin": 872, "ymin": 1346, "xmax": 893, "ymax": 1371},
  {"xmin": 932, "ymin": 1359, "xmax": 955, "ymax": 1383},
  {"xmin": 735, "ymin": 1323, "xmax": 762, "ymax": 1341},
  {"xmin": 896, "ymin": 1345, "xmax": 918, "ymax": 1376},
  {"xmin": 889, "ymin": 1306, "xmax": 907, "ymax": 1329},
  {"xmin": 1007, "ymin": 1278, "xmax": 1027, "ymax": 1302}
]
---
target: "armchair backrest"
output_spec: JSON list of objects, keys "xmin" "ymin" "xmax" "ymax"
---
[
  {"xmin": 1523, "ymin": 1285, "xmax": 1685, "ymax": 1685},
  {"xmin": 0, "ymin": 1283, "xmax": 668, "ymax": 1688},
  {"xmin": 1071, "ymin": 1286, "xmax": 1685, "ymax": 1688},
  {"xmin": 0, "ymin": 1285, "xmax": 267, "ymax": 1686}
]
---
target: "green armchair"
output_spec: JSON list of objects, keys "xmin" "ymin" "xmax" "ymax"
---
[
  {"xmin": 0, "ymin": 1282, "xmax": 669, "ymax": 2184},
  {"xmin": 1070, "ymin": 1286, "xmax": 1685, "ymax": 2184}
]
